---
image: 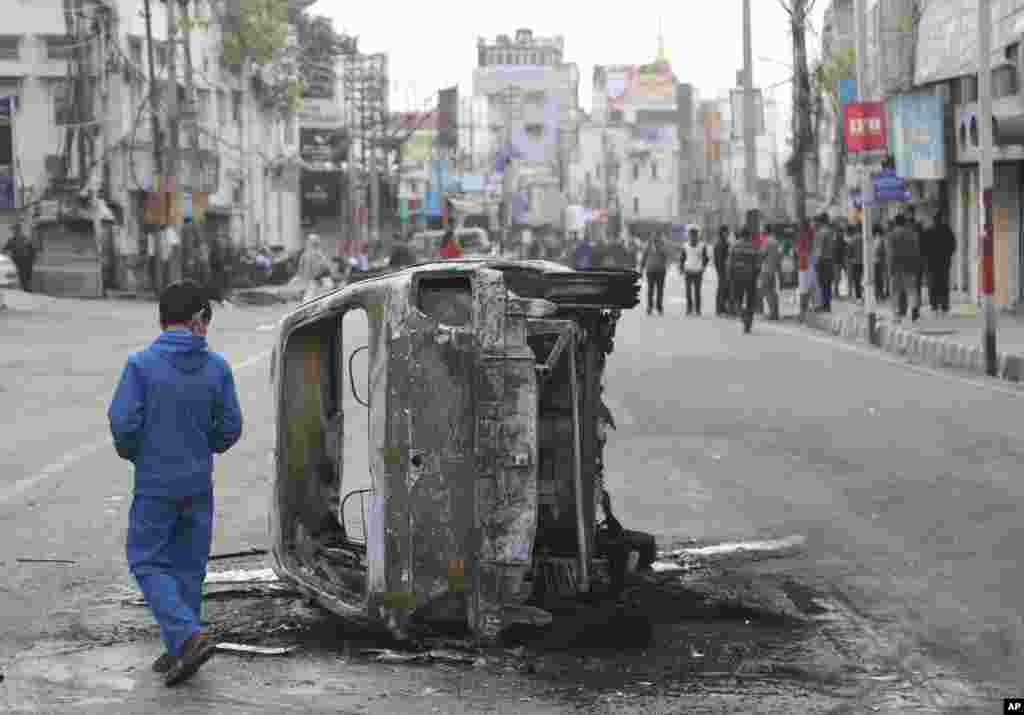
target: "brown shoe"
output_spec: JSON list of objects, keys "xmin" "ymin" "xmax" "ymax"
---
[
  {"xmin": 152, "ymin": 652, "xmax": 177, "ymax": 673},
  {"xmin": 165, "ymin": 634, "xmax": 216, "ymax": 686}
]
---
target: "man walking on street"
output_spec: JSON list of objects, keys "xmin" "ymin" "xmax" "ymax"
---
[
  {"xmin": 846, "ymin": 223, "xmax": 864, "ymax": 302},
  {"xmin": 680, "ymin": 227, "xmax": 709, "ymax": 315},
  {"xmin": 641, "ymin": 233, "xmax": 669, "ymax": 315},
  {"xmin": 813, "ymin": 214, "xmax": 835, "ymax": 312},
  {"xmin": 887, "ymin": 214, "xmax": 922, "ymax": 322},
  {"xmin": 759, "ymin": 224, "xmax": 782, "ymax": 320},
  {"xmin": 728, "ymin": 227, "xmax": 762, "ymax": 333},
  {"xmin": 108, "ymin": 280, "xmax": 243, "ymax": 686},
  {"xmin": 924, "ymin": 212, "xmax": 956, "ymax": 313},
  {"xmin": 713, "ymin": 225, "xmax": 731, "ymax": 316},
  {"xmin": 3, "ymin": 222, "xmax": 36, "ymax": 292}
]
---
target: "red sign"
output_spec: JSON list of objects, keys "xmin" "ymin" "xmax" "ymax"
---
[{"xmin": 844, "ymin": 102, "xmax": 888, "ymax": 154}]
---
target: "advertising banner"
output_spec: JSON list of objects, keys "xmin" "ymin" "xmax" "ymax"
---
[
  {"xmin": 300, "ymin": 128, "xmax": 347, "ymax": 165},
  {"xmin": 604, "ymin": 64, "xmax": 675, "ymax": 112},
  {"xmin": 887, "ymin": 93, "xmax": 945, "ymax": 180},
  {"xmin": 844, "ymin": 101, "xmax": 888, "ymax": 154},
  {"xmin": 403, "ymin": 129, "xmax": 435, "ymax": 163},
  {"xmin": 703, "ymin": 108, "xmax": 722, "ymax": 164},
  {"xmin": 438, "ymin": 86, "xmax": 458, "ymax": 149},
  {"xmin": 0, "ymin": 174, "xmax": 14, "ymax": 210},
  {"xmin": 870, "ymin": 169, "xmax": 910, "ymax": 204},
  {"xmin": 0, "ymin": 95, "xmax": 13, "ymax": 209},
  {"xmin": 301, "ymin": 171, "xmax": 341, "ymax": 219},
  {"xmin": 839, "ymin": 79, "xmax": 858, "ymax": 109}
]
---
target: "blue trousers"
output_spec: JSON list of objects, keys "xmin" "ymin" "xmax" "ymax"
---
[{"xmin": 127, "ymin": 493, "xmax": 214, "ymax": 657}]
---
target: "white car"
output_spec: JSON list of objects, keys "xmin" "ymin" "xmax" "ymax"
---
[{"xmin": 0, "ymin": 253, "xmax": 19, "ymax": 288}]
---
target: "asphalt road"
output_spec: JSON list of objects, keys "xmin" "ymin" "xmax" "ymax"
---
[{"xmin": 1, "ymin": 272, "xmax": 1022, "ymax": 710}]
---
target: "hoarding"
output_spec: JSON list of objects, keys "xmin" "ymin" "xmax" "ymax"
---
[
  {"xmin": 844, "ymin": 101, "xmax": 888, "ymax": 154},
  {"xmin": 602, "ymin": 63, "xmax": 675, "ymax": 113},
  {"xmin": 438, "ymin": 86, "xmax": 458, "ymax": 149},
  {"xmin": 703, "ymin": 108, "xmax": 722, "ymax": 164},
  {"xmin": 301, "ymin": 171, "xmax": 341, "ymax": 219},
  {"xmin": 887, "ymin": 93, "xmax": 944, "ymax": 180},
  {"xmin": 300, "ymin": 128, "xmax": 347, "ymax": 165}
]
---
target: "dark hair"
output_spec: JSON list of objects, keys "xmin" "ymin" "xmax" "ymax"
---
[
  {"xmin": 719, "ymin": 225, "xmax": 729, "ymax": 235},
  {"xmin": 159, "ymin": 280, "xmax": 212, "ymax": 328},
  {"xmin": 893, "ymin": 214, "xmax": 906, "ymax": 227},
  {"xmin": 873, "ymin": 224, "xmax": 885, "ymax": 236}
]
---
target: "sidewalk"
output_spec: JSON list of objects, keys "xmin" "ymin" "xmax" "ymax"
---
[{"xmin": 797, "ymin": 290, "xmax": 1024, "ymax": 383}]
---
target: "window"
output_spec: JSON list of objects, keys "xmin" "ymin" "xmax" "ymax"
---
[
  {"xmin": 633, "ymin": 197, "xmax": 639, "ymax": 213},
  {"xmin": 154, "ymin": 41, "xmax": 168, "ymax": 69},
  {"xmin": 633, "ymin": 163, "xmax": 639, "ymax": 180},
  {"xmin": 46, "ymin": 35, "xmax": 74, "ymax": 61},
  {"xmin": 963, "ymin": 76, "xmax": 978, "ymax": 103},
  {"xmin": 0, "ymin": 35, "xmax": 21, "ymax": 60},
  {"xmin": 994, "ymin": 65, "xmax": 1017, "ymax": 99},
  {"xmin": 232, "ymin": 90, "xmax": 242, "ymax": 122},
  {"xmin": 53, "ymin": 79, "xmax": 74, "ymax": 124},
  {"xmin": 651, "ymin": 161, "xmax": 658, "ymax": 180}
]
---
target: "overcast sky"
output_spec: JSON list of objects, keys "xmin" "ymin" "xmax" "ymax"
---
[{"xmin": 314, "ymin": 0, "xmax": 828, "ymax": 119}]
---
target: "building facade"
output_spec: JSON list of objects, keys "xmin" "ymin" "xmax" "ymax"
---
[
  {"xmin": 473, "ymin": 29, "xmax": 579, "ymax": 229},
  {"xmin": 0, "ymin": 0, "xmax": 302, "ymax": 296}
]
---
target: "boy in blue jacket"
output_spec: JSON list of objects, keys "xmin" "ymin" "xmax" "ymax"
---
[{"xmin": 108, "ymin": 280, "xmax": 243, "ymax": 686}]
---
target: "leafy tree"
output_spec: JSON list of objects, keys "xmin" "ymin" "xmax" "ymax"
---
[{"xmin": 219, "ymin": 0, "xmax": 290, "ymax": 69}]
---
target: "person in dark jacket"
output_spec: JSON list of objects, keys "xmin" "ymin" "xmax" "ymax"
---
[
  {"xmin": 727, "ymin": 227, "xmax": 762, "ymax": 333},
  {"xmin": 832, "ymin": 222, "xmax": 847, "ymax": 298},
  {"xmin": 887, "ymin": 214, "xmax": 922, "ymax": 322},
  {"xmin": 846, "ymin": 223, "xmax": 864, "ymax": 302},
  {"xmin": 389, "ymin": 233, "xmax": 417, "ymax": 269},
  {"xmin": 713, "ymin": 225, "xmax": 731, "ymax": 316},
  {"xmin": 813, "ymin": 214, "xmax": 835, "ymax": 312},
  {"xmin": 924, "ymin": 212, "xmax": 956, "ymax": 313},
  {"xmin": 640, "ymin": 234, "xmax": 669, "ymax": 315},
  {"xmin": 3, "ymin": 223, "xmax": 36, "ymax": 292},
  {"xmin": 108, "ymin": 280, "xmax": 243, "ymax": 686}
]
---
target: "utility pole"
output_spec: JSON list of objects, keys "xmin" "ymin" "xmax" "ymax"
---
[
  {"xmin": 164, "ymin": 0, "xmax": 181, "ymax": 286},
  {"xmin": 978, "ymin": 0, "xmax": 998, "ymax": 375},
  {"xmin": 854, "ymin": 0, "xmax": 877, "ymax": 344},
  {"xmin": 742, "ymin": 0, "xmax": 757, "ymax": 211}
]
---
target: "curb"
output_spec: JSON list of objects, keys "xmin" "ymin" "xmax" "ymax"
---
[{"xmin": 802, "ymin": 311, "xmax": 1023, "ymax": 383}]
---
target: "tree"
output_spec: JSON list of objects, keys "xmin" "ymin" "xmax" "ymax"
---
[
  {"xmin": 778, "ymin": 0, "xmax": 820, "ymax": 226},
  {"xmin": 815, "ymin": 47, "xmax": 855, "ymax": 206}
]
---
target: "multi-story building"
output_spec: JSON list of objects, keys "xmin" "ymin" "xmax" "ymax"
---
[
  {"xmin": 578, "ymin": 42, "xmax": 685, "ymax": 238},
  {"xmin": 0, "ymin": 0, "xmax": 302, "ymax": 296},
  {"xmin": 473, "ymin": 28, "xmax": 579, "ymax": 228}
]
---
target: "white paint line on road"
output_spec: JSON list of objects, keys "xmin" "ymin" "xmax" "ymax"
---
[
  {"xmin": 762, "ymin": 321, "xmax": 1024, "ymax": 400},
  {"xmin": 0, "ymin": 349, "xmax": 273, "ymax": 507}
]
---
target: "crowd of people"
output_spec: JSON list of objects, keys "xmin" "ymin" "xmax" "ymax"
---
[{"xmin": 624, "ymin": 205, "xmax": 958, "ymax": 334}]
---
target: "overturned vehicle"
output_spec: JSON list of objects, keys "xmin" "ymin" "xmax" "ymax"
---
[{"xmin": 269, "ymin": 258, "xmax": 655, "ymax": 644}]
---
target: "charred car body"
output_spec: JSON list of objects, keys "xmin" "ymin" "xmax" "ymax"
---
[{"xmin": 269, "ymin": 258, "xmax": 653, "ymax": 643}]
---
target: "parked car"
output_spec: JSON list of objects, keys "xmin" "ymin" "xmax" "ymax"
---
[{"xmin": 0, "ymin": 253, "xmax": 19, "ymax": 288}]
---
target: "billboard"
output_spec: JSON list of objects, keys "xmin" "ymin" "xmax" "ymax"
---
[
  {"xmin": 887, "ymin": 93, "xmax": 944, "ymax": 180},
  {"xmin": 300, "ymin": 128, "xmax": 347, "ymax": 165},
  {"xmin": 844, "ymin": 101, "xmax": 888, "ymax": 154},
  {"xmin": 603, "ymin": 63, "xmax": 675, "ymax": 113},
  {"xmin": 301, "ymin": 171, "xmax": 341, "ymax": 219},
  {"xmin": 0, "ymin": 95, "xmax": 13, "ymax": 210},
  {"xmin": 438, "ymin": 86, "xmax": 458, "ymax": 149},
  {"xmin": 703, "ymin": 108, "xmax": 722, "ymax": 164}
]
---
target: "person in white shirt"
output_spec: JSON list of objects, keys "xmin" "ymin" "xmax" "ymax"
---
[{"xmin": 678, "ymin": 227, "xmax": 710, "ymax": 316}]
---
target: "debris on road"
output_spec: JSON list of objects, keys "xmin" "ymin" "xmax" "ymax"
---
[
  {"xmin": 205, "ymin": 567, "xmax": 279, "ymax": 583},
  {"xmin": 215, "ymin": 643, "xmax": 297, "ymax": 656},
  {"xmin": 359, "ymin": 648, "xmax": 480, "ymax": 666},
  {"xmin": 209, "ymin": 548, "xmax": 268, "ymax": 561},
  {"xmin": 16, "ymin": 558, "xmax": 76, "ymax": 564}
]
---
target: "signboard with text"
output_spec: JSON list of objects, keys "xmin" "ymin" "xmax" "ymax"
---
[{"xmin": 844, "ymin": 101, "xmax": 888, "ymax": 154}]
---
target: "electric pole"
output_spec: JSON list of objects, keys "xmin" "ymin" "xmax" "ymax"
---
[
  {"xmin": 742, "ymin": 0, "xmax": 757, "ymax": 211},
  {"xmin": 978, "ymin": 0, "xmax": 998, "ymax": 375},
  {"xmin": 142, "ymin": 0, "xmax": 162, "ymax": 174},
  {"xmin": 854, "ymin": 0, "xmax": 877, "ymax": 344}
]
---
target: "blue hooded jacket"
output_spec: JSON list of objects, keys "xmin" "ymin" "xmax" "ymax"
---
[{"xmin": 108, "ymin": 330, "xmax": 243, "ymax": 497}]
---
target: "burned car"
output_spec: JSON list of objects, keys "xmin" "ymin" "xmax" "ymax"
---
[{"xmin": 268, "ymin": 258, "xmax": 652, "ymax": 644}]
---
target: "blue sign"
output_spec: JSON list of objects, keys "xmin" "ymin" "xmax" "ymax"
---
[
  {"xmin": 888, "ymin": 93, "xmax": 945, "ymax": 180},
  {"xmin": 871, "ymin": 169, "xmax": 910, "ymax": 204},
  {"xmin": 839, "ymin": 79, "xmax": 858, "ymax": 108},
  {"xmin": 0, "ymin": 96, "xmax": 14, "ymax": 118}
]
